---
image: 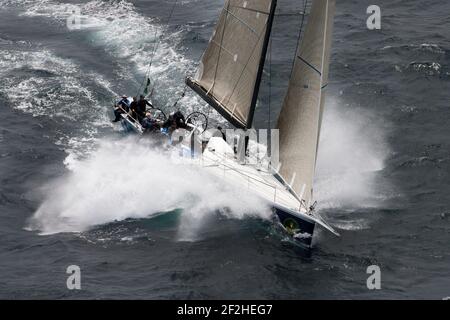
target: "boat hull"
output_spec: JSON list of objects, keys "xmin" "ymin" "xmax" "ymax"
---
[{"xmin": 273, "ymin": 206, "xmax": 315, "ymax": 247}]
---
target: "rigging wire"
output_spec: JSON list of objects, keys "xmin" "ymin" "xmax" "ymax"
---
[
  {"xmin": 136, "ymin": 0, "xmax": 206, "ymax": 117},
  {"xmin": 290, "ymin": 0, "xmax": 308, "ymax": 78},
  {"xmin": 137, "ymin": 0, "xmax": 179, "ymax": 97},
  {"xmin": 268, "ymin": 34, "xmax": 272, "ymax": 129},
  {"xmin": 172, "ymin": 19, "xmax": 213, "ymax": 114}
]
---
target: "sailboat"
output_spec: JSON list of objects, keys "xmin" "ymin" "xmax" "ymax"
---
[{"xmin": 184, "ymin": 0, "xmax": 339, "ymax": 247}]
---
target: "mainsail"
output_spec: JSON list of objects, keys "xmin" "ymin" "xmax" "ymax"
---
[
  {"xmin": 186, "ymin": 0, "xmax": 277, "ymax": 129},
  {"xmin": 276, "ymin": 0, "xmax": 335, "ymax": 207}
]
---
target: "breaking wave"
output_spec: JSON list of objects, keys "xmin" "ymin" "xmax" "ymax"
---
[{"xmin": 27, "ymin": 138, "xmax": 272, "ymax": 238}]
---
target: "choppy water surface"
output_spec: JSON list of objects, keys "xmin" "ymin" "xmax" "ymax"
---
[{"xmin": 0, "ymin": 0, "xmax": 449, "ymax": 299}]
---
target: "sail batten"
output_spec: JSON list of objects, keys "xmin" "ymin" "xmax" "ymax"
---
[
  {"xmin": 187, "ymin": 0, "xmax": 277, "ymax": 129},
  {"xmin": 224, "ymin": 8, "xmax": 258, "ymax": 35},
  {"xmin": 230, "ymin": 6, "xmax": 270, "ymax": 15},
  {"xmin": 297, "ymin": 55, "xmax": 322, "ymax": 75},
  {"xmin": 276, "ymin": 0, "xmax": 336, "ymax": 207}
]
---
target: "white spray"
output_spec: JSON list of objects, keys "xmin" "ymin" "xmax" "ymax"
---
[
  {"xmin": 315, "ymin": 98, "xmax": 390, "ymax": 210},
  {"xmin": 28, "ymin": 138, "xmax": 272, "ymax": 237}
]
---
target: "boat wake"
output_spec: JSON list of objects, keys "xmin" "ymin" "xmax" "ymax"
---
[
  {"xmin": 0, "ymin": 45, "xmax": 115, "ymax": 158},
  {"xmin": 1, "ymin": 0, "xmax": 222, "ymax": 158},
  {"xmin": 16, "ymin": 0, "xmax": 221, "ymax": 120}
]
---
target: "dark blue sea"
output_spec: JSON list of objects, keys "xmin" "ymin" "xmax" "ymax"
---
[{"xmin": 0, "ymin": 0, "xmax": 449, "ymax": 299}]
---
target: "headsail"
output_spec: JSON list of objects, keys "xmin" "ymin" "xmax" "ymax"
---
[
  {"xmin": 186, "ymin": 0, "xmax": 277, "ymax": 129},
  {"xmin": 276, "ymin": 0, "xmax": 336, "ymax": 207}
]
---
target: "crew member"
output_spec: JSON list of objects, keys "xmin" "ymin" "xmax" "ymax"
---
[
  {"xmin": 112, "ymin": 95, "xmax": 130, "ymax": 122},
  {"xmin": 129, "ymin": 97, "xmax": 139, "ymax": 122},
  {"xmin": 142, "ymin": 112, "xmax": 160, "ymax": 133},
  {"xmin": 134, "ymin": 95, "xmax": 152, "ymax": 124},
  {"xmin": 173, "ymin": 111, "xmax": 187, "ymax": 129}
]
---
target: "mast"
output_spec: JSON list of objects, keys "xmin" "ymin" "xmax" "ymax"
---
[{"xmin": 186, "ymin": 0, "xmax": 278, "ymax": 129}]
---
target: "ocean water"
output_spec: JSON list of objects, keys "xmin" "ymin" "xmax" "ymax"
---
[{"xmin": 0, "ymin": 0, "xmax": 449, "ymax": 299}]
